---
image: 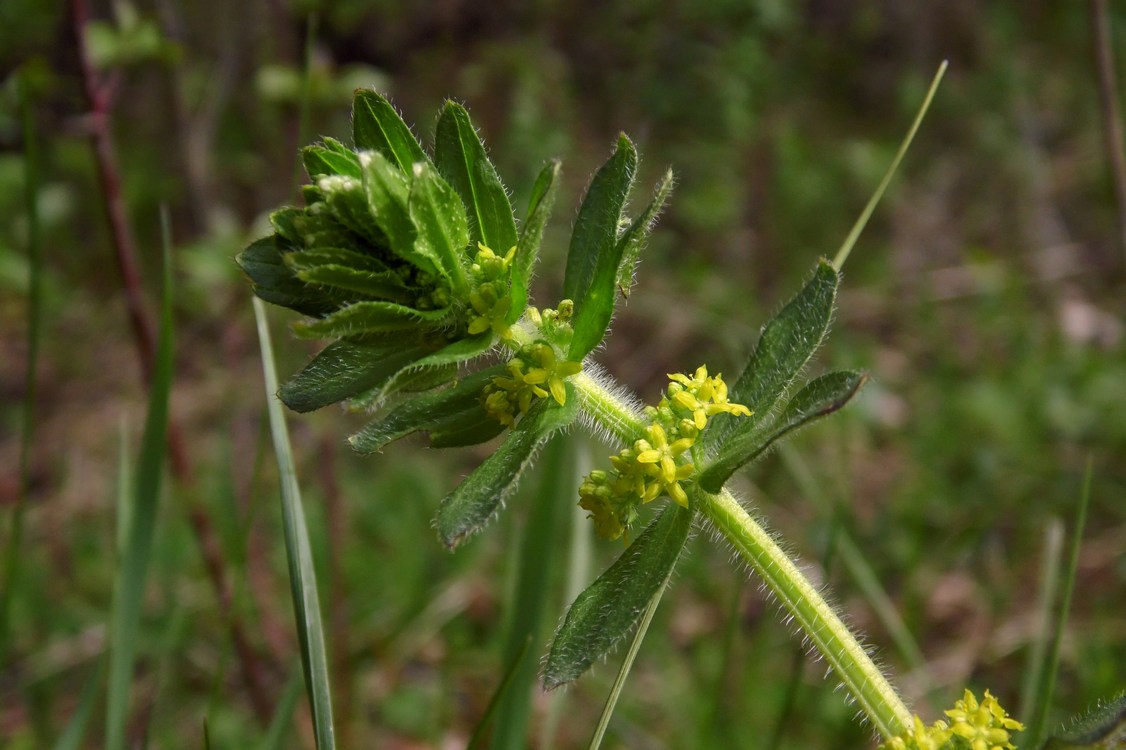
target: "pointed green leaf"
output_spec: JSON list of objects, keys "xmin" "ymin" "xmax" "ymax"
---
[
  {"xmin": 435, "ymin": 394, "xmax": 579, "ymax": 548},
  {"xmin": 563, "ymin": 135, "xmax": 638, "ymax": 359},
  {"xmin": 279, "ymin": 337, "xmax": 435, "ymax": 413},
  {"xmin": 238, "ymin": 237, "xmax": 343, "ymax": 317},
  {"xmin": 319, "ymin": 173, "xmax": 386, "ymax": 244},
  {"xmin": 543, "ymin": 502, "xmax": 691, "ymax": 689},
  {"xmin": 616, "ymin": 168, "xmax": 673, "ymax": 299},
  {"xmin": 508, "ymin": 159, "xmax": 561, "ymax": 323},
  {"xmin": 360, "ymin": 150, "xmax": 440, "ymax": 277},
  {"xmin": 291, "ymin": 264, "xmax": 414, "ymax": 303},
  {"xmin": 428, "ymin": 410, "xmax": 506, "ymax": 448},
  {"xmin": 302, "ymin": 139, "xmax": 361, "ymax": 179},
  {"xmin": 379, "ymin": 332, "xmax": 493, "ymax": 401},
  {"xmin": 352, "ymin": 90, "xmax": 428, "ymax": 172},
  {"xmin": 1041, "ymin": 693, "xmax": 1126, "ymax": 749},
  {"xmin": 292, "ymin": 300, "xmax": 448, "ymax": 339},
  {"xmin": 699, "ymin": 371, "xmax": 867, "ymax": 493},
  {"xmin": 349, "ymin": 365, "xmax": 504, "ymax": 452},
  {"xmin": 284, "ymin": 247, "xmax": 390, "ymax": 274},
  {"xmin": 408, "ymin": 161, "xmax": 471, "ymax": 295},
  {"xmin": 705, "ymin": 259, "xmax": 840, "ymax": 450},
  {"xmin": 270, "ymin": 208, "xmax": 305, "ymax": 248},
  {"xmin": 434, "ymin": 100, "xmax": 518, "ymax": 254}
]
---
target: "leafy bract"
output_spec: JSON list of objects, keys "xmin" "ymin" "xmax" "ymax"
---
[
  {"xmin": 435, "ymin": 394, "xmax": 579, "ymax": 548},
  {"xmin": 302, "ymin": 139, "xmax": 361, "ymax": 179},
  {"xmin": 352, "ymin": 90, "xmax": 428, "ymax": 172},
  {"xmin": 705, "ymin": 259, "xmax": 840, "ymax": 450},
  {"xmin": 408, "ymin": 161, "xmax": 470, "ymax": 296},
  {"xmin": 292, "ymin": 300, "xmax": 448, "ymax": 339},
  {"xmin": 616, "ymin": 168, "xmax": 674, "ymax": 299},
  {"xmin": 1040, "ymin": 693, "xmax": 1126, "ymax": 749},
  {"xmin": 563, "ymin": 134, "xmax": 638, "ymax": 359},
  {"xmin": 699, "ymin": 370, "xmax": 866, "ymax": 493},
  {"xmin": 434, "ymin": 100, "xmax": 518, "ymax": 255},
  {"xmin": 508, "ymin": 159, "xmax": 561, "ymax": 323},
  {"xmin": 237, "ymin": 237, "xmax": 343, "ymax": 317},
  {"xmin": 543, "ymin": 501, "xmax": 691, "ymax": 689},
  {"xmin": 359, "ymin": 150, "xmax": 439, "ymax": 276}
]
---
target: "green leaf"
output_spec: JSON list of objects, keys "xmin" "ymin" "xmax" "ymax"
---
[
  {"xmin": 351, "ymin": 89, "xmax": 428, "ymax": 172},
  {"xmin": 435, "ymin": 394, "xmax": 579, "ymax": 548},
  {"xmin": 434, "ymin": 100, "xmax": 518, "ymax": 254},
  {"xmin": 563, "ymin": 135, "xmax": 638, "ymax": 359},
  {"xmin": 1040, "ymin": 693, "xmax": 1126, "ymax": 749},
  {"xmin": 238, "ymin": 237, "xmax": 343, "ymax": 317},
  {"xmin": 408, "ymin": 161, "xmax": 471, "ymax": 295},
  {"xmin": 302, "ymin": 139, "xmax": 361, "ymax": 179},
  {"xmin": 253, "ymin": 299, "xmax": 337, "ymax": 750},
  {"xmin": 378, "ymin": 332, "xmax": 494, "ymax": 401},
  {"xmin": 271, "ymin": 208, "xmax": 305, "ymax": 248},
  {"xmin": 292, "ymin": 300, "xmax": 448, "ymax": 339},
  {"xmin": 360, "ymin": 150, "xmax": 439, "ymax": 277},
  {"xmin": 705, "ymin": 259, "xmax": 840, "ymax": 450},
  {"xmin": 279, "ymin": 337, "xmax": 434, "ymax": 413},
  {"xmin": 349, "ymin": 365, "xmax": 505, "ymax": 452},
  {"xmin": 427, "ymin": 408, "xmax": 507, "ymax": 448},
  {"xmin": 543, "ymin": 502, "xmax": 691, "ymax": 689},
  {"xmin": 285, "ymin": 247, "xmax": 390, "ymax": 274},
  {"xmin": 292, "ymin": 265, "xmax": 413, "ymax": 302},
  {"xmin": 699, "ymin": 371, "xmax": 866, "ymax": 493},
  {"xmin": 106, "ymin": 212, "xmax": 174, "ymax": 750},
  {"xmin": 615, "ymin": 168, "xmax": 673, "ymax": 299},
  {"xmin": 508, "ymin": 159, "xmax": 561, "ymax": 323}
]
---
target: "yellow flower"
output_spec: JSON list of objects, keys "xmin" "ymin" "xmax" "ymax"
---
[
  {"xmin": 634, "ymin": 424, "xmax": 695, "ymax": 506},
  {"xmin": 944, "ymin": 690, "xmax": 1023, "ymax": 750},
  {"xmin": 482, "ymin": 343, "xmax": 583, "ymax": 426}
]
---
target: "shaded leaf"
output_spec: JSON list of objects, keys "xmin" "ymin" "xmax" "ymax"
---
[
  {"xmin": 238, "ymin": 237, "xmax": 343, "ymax": 317},
  {"xmin": 408, "ymin": 161, "xmax": 471, "ymax": 295},
  {"xmin": 435, "ymin": 394, "xmax": 579, "ymax": 548},
  {"xmin": 705, "ymin": 259, "xmax": 839, "ymax": 450},
  {"xmin": 563, "ymin": 135, "xmax": 638, "ymax": 359},
  {"xmin": 349, "ymin": 365, "xmax": 505, "ymax": 452},
  {"xmin": 543, "ymin": 501, "xmax": 691, "ymax": 689},
  {"xmin": 699, "ymin": 371, "xmax": 866, "ymax": 493},
  {"xmin": 434, "ymin": 100, "xmax": 518, "ymax": 254},
  {"xmin": 291, "ymin": 264, "xmax": 414, "ymax": 302},
  {"xmin": 292, "ymin": 300, "xmax": 448, "ymax": 339},
  {"xmin": 1041, "ymin": 693, "xmax": 1126, "ymax": 749},
  {"xmin": 360, "ymin": 150, "xmax": 439, "ymax": 276},
  {"xmin": 377, "ymin": 332, "xmax": 493, "ymax": 401},
  {"xmin": 508, "ymin": 159, "xmax": 560, "ymax": 323},
  {"xmin": 279, "ymin": 337, "xmax": 433, "ymax": 413},
  {"xmin": 284, "ymin": 247, "xmax": 390, "ymax": 274},
  {"xmin": 352, "ymin": 89, "xmax": 427, "ymax": 172},
  {"xmin": 302, "ymin": 139, "xmax": 361, "ymax": 179},
  {"xmin": 616, "ymin": 168, "xmax": 673, "ymax": 299}
]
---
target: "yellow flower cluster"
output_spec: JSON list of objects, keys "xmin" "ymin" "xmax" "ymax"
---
[
  {"xmin": 579, "ymin": 366, "xmax": 751, "ymax": 541},
  {"xmin": 881, "ymin": 690, "xmax": 1024, "ymax": 750},
  {"xmin": 467, "ymin": 243, "xmax": 516, "ymax": 337},
  {"xmin": 482, "ymin": 343, "xmax": 583, "ymax": 427}
]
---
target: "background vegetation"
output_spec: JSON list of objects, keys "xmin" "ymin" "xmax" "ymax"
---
[{"xmin": 1, "ymin": 1, "xmax": 1124, "ymax": 748}]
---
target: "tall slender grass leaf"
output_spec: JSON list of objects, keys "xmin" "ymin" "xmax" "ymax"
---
[
  {"xmin": 1, "ymin": 70, "xmax": 43, "ymax": 652},
  {"xmin": 699, "ymin": 370, "xmax": 865, "ymax": 492},
  {"xmin": 105, "ymin": 209, "xmax": 174, "ymax": 750},
  {"xmin": 615, "ymin": 168, "xmax": 673, "ymax": 299},
  {"xmin": 1025, "ymin": 462, "xmax": 1093, "ymax": 749},
  {"xmin": 707, "ymin": 259, "xmax": 839, "ymax": 450},
  {"xmin": 490, "ymin": 437, "xmax": 574, "ymax": 750},
  {"xmin": 408, "ymin": 161, "xmax": 471, "ymax": 295},
  {"xmin": 352, "ymin": 90, "xmax": 428, "ymax": 172},
  {"xmin": 563, "ymin": 135, "xmax": 638, "ymax": 359},
  {"xmin": 53, "ymin": 656, "xmax": 105, "ymax": 750},
  {"xmin": 279, "ymin": 337, "xmax": 434, "ymax": 412},
  {"xmin": 466, "ymin": 637, "xmax": 533, "ymax": 750},
  {"xmin": 436, "ymin": 395, "xmax": 579, "ymax": 548},
  {"xmin": 508, "ymin": 159, "xmax": 561, "ymax": 323},
  {"xmin": 254, "ymin": 298, "xmax": 336, "ymax": 750},
  {"xmin": 543, "ymin": 501, "xmax": 691, "ymax": 689},
  {"xmin": 434, "ymin": 101, "xmax": 518, "ymax": 254}
]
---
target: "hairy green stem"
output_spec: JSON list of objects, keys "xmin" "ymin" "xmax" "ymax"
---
[{"xmin": 565, "ymin": 371, "xmax": 912, "ymax": 739}]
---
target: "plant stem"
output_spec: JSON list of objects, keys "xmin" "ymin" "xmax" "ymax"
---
[{"xmin": 566, "ymin": 372, "xmax": 912, "ymax": 739}]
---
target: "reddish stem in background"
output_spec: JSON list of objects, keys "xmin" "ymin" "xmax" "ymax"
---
[
  {"xmin": 71, "ymin": 0, "xmax": 275, "ymax": 726},
  {"xmin": 1092, "ymin": 0, "xmax": 1126, "ymax": 267}
]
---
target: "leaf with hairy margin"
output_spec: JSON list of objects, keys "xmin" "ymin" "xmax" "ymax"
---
[
  {"xmin": 238, "ymin": 237, "xmax": 344, "ymax": 317},
  {"xmin": 292, "ymin": 300, "xmax": 449, "ymax": 339},
  {"xmin": 507, "ymin": 159, "xmax": 561, "ymax": 323},
  {"xmin": 615, "ymin": 168, "xmax": 673, "ymax": 299},
  {"xmin": 352, "ymin": 90, "xmax": 428, "ymax": 172},
  {"xmin": 408, "ymin": 161, "xmax": 471, "ymax": 296},
  {"xmin": 302, "ymin": 138, "xmax": 361, "ymax": 179}
]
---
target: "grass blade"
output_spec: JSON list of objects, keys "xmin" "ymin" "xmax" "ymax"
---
[
  {"xmin": 1, "ymin": 67, "xmax": 44, "ymax": 655},
  {"xmin": 466, "ymin": 637, "xmax": 534, "ymax": 750},
  {"xmin": 1020, "ymin": 519, "xmax": 1065, "ymax": 726},
  {"xmin": 587, "ymin": 571, "xmax": 671, "ymax": 750},
  {"xmin": 105, "ymin": 208, "xmax": 175, "ymax": 750},
  {"xmin": 53, "ymin": 656, "xmax": 106, "ymax": 750},
  {"xmin": 258, "ymin": 668, "xmax": 305, "ymax": 750},
  {"xmin": 253, "ymin": 297, "xmax": 337, "ymax": 750},
  {"xmin": 1022, "ymin": 460, "xmax": 1093, "ymax": 748}
]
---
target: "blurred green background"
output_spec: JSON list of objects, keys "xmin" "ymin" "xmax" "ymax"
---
[{"xmin": 1, "ymin": 1, "xmax": 1124, "ymax": 748}]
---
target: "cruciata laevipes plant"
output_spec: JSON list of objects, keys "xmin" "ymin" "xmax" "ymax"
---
[{"xmin": 238, "ymin": 87, "xmax": 1032, "ymax": 750}]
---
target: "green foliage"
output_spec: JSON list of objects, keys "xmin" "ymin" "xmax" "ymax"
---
[{"xmin": 1040, "ymin": 693, "xmax": 1126, "ymax": 750}]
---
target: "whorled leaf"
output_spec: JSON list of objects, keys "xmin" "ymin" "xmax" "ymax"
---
[
  {"xmin": 698, "ymin": 370, "xmax": 867, "ymax": 493},
  {"xmin": 278, "ymin": 337, "xmax": 436, "ymax": 413},
  {"xmin": 352, "ymin": 89, "xmax": 428, "ymax": 173},
  {"xmin": 237, "ymin": 237, "xmax": 344, "ymax": 318},
  {"xmin": 1040, "ymin": 693, "xmax": 1126, "ymax": 750},
  {"xmin": 435, "ymin": 393, "xmax": 579, "ymax": 548},
  {"xmin": 542, "ymin": 501, "xmax": 691, "ymax": 689},
  {"xmin": 349, "ymin": 365, "xmax": 506, "ymax": 453},
  {"xmin": 615, "ymin": 168, "xmax": 674, "ymax": 299},
  {"xmin": 508, "ymin": 159, "xmax": 561, "ymax": 324},
  {"xmin": 705, "ymin": 259, "xmax": 840, "ymax": 450},
  {"xmin": 563, "ymin": 134, "xmax": 638, "ymax": 359},
  {"xmin": 408, "ymin": 161, "xmax": 471, "ymax": 297},
  {"xmin": 434, "ymin": 100, "xmax": 518, "ymax": 255},
  {"xmin": 302, "ymin": 138, "xmax": 362, "ymax": 180},
  {"xmin": 291, "ymin": 300, "xmax": 449, "ymax": 339},
  {"xmin": 359, "ymin": 150, "xmax": 439, "ymax": 277}
]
